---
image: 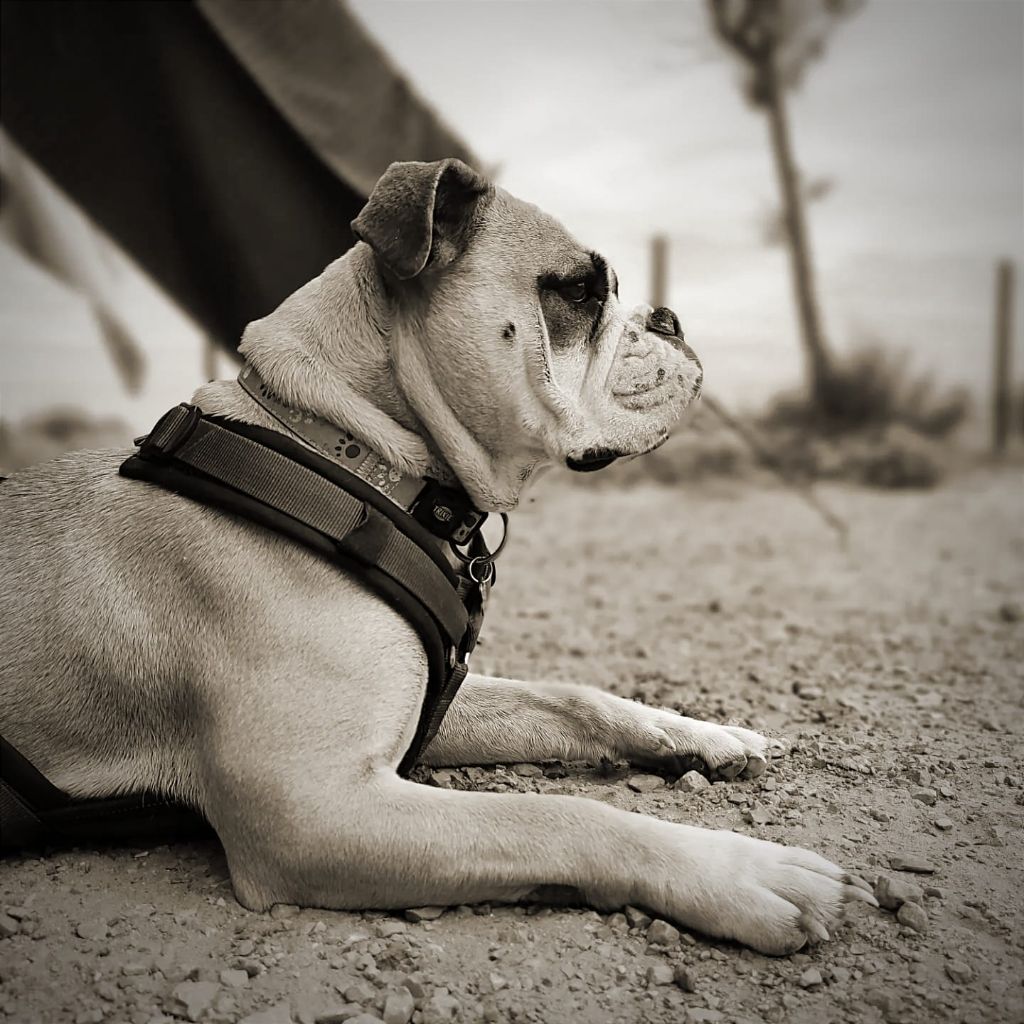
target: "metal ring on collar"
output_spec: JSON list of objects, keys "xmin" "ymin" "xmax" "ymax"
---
[
  {"xmin": 466, "ymin": 556, "xmax": 494, "ymax": 585},
  {"xmin": 451, "ymin": 512, "xmax": 510, "ymax": 564}
]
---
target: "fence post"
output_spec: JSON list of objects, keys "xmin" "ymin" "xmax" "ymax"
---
[
  {"xmin": 650, "ymin": 235, "xmax": 669, "ymax": 310},
  {"xmin": 992, "ymin": 259, "xmax": 1015, "ymax": 457}
]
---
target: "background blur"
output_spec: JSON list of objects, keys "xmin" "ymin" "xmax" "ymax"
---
[{"xmin": 1, "ymin": 0, "xmax": 1022, "ymax": 484}]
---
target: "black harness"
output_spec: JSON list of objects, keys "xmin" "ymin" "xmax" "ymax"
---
[{"xmin": 1, "ymin": 402, "xmax": 496, "ymax": 852}]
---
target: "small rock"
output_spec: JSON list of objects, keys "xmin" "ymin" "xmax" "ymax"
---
[
  {"xmin": 831, "ymin": 966, "xmax": 851, "ymax": 984},
  {"xmin": 933, "ymin": 815, "xmax": 954, "ymax": 831},
  {"xmin": 343, "ymin": 982, "xmax": 376, "ymax": 1005},
  {"xmin": 270, "ymin": 903, "xmax": 301, "ymax": 920},
  {"xmin": 607, "ymin": 912, "xmax": 628, "ymax": 931},
  {"xmin": 293, "ymin": 994, "xmax": 343, "ymax": 1024},
  {"xmin": 382, "ymin": 989, "xmax": 415, "ymax": 1024},
  {"xmin": 422, "ymin": 992, "xmax": 460, "ymax": 1020},
  {"xmin": 236, "ymin": 958, "xmax": 262, "ymax": 978},
  {"xmin": 312, "ymin": 1006, "xmax": 365, "ymax": 1024},
  {"xmin": 674, "ymin": 771, "xmax": 710, "ymax": 793},
  {"xmin": 219, "ymin": 968, "xmax": 249, "ymax": 988},
  {"xmin": 864, "ymin": 988, "xmax": 902, "ymax": 1017},
  {"xmin": 404, "ymin": 906, "xmax": 445, "ymax": 923},
  {"xmin": 798, "ymin": 967, "xmax": 823, "ymax": 988},
  {"xmin": 0, "ymin": 914, "xmax": 19, "ymax": 938},
  {"xmin": 624, "ymin": 906, "xmax": 652, "ymax": 929},
  {"xmin": 627, "ymin": 774, "xmax": 666, "ymax": 793},
  {"xmin": 924, "ymin": 886, "xmax": 944, "ymax": 899},
  {"xmin": 511, "ymin": 763, "xmax": 543, "ymax": 777},
  {"xmin": 746, "ymin": 805, "xmax": 775, "ymax": 826},
  {"xmin": 75, "ymin": 919, "xmax": 110, "ymax": 942},
  {"xmin": 873, "ymin": 875, "xmax": 924, "ymax": 911},
  {"xmin": 334, "ymin": 1016, "xmax": 382, "ymax": 1024},
  {"xmin": 945, "ymin": 960, "xmax": 973, "ymax": 984},
  {"xmin": 793, "ymin": 682, "xmax": 823, "ymax": 700},
  {"xmin": 375, "ymin": 920, "xmax": 407, "ymax": 938},
  {"xmin": 889, "ymin": 853, "xmax": 936, "ymax": 874},
  {"xmin": 170, "ymin": 981, "xmax": 220, "ymax": 1022},
  {"xmin": 685, "ymin": 1010, "xmax": 724, "ymax": 1024},
  {"xmin": 238, "ymin": 1004, "xmax": 294, "ymax": 1024},
  {"xmin": 428, "ymin": 770, "xmax": 456, "ymax": 788},
  {"xmin": 673, "ymin": 965, "xmax": 697, "ymax": 992},
  {"xmin": 912, "ymin": 789, "xmax": 937, "ymax": 806},
  {"xmin": 397, "ymin": 976, "xmax": 426, "ymax": 1000},
  {"xmin": 998, "ymin": 601, "xmax": 1022, "ymax": 622},
  {"xmin": 646, "ymin": 963, "xmax": 675, "ymax": 986},
  {"xmin": 74, "ymin": 1011, "xmax": 104, "ymax": 1024},
  {"xmin": 896, "ymin": 901, "xmax": 928, "ymax": 933},
  {"xmin": 646, "ymin": 919, "xmax": 680, "ymax": 946}
]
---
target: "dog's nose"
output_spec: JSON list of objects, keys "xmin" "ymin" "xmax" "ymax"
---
[{"xmin": 647, "ymin": 306, "xmax": 683, "ymax": 344}]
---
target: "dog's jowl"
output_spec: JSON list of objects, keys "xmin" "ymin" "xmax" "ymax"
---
[{"xmin": 0, "ymin": 159, "xmax": 875, "ymax": 955}]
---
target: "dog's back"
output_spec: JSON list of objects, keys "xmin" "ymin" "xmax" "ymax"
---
[{"xmin": 2, "ymin": 450, "xmax": 216, "ymax": 802}]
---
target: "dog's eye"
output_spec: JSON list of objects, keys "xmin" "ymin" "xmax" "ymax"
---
[{"xmin": 559, "ymin": 282, "xmax": 588, "ymax": 303}]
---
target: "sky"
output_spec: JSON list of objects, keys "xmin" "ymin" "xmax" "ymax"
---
[
  {"xmin": 1, "ymin": 0, "xmax": 1021, "ymax": 429},
  {"xmin": 350, "ymin": 0, "xmax": 1024, "ymax": 407}
]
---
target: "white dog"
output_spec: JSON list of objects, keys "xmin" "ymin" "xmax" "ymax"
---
[{"xmin": 0, "ymin": 159, "xmax": 874, "ymax": 954}]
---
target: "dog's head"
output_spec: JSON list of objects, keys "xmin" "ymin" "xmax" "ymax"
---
[{"xmin": 352, "ymin": 158, "xmax": 702, "ymax": 478}]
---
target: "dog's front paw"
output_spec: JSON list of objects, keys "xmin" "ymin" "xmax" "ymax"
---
[
  {"xmin": 644, "ymin": 827, "xmax": 877, "ymax": 955},
  {"xmin": 613, "ymin": 704, "xmax": 782, "ymax": 781}
]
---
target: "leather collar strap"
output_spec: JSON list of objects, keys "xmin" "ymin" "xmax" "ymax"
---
[{"xmin": 238, "ymin": 364, "xmax": 485, "ymax": 546}]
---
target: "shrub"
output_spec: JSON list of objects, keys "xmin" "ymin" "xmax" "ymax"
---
[
  {"xmin": 842, "ymin": 425, "xmax": 945, "ymax": 488},
  {"xmin": 763, "ymin": 342, "xmax": 970, "ymax": 439}
]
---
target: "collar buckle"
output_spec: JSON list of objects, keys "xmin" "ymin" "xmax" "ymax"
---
[{"xmin": 411, "ymin": 479, "xmax": 487, "ymax": 544}]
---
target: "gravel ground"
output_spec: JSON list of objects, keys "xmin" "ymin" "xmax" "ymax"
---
[{"xmin": 2, "ymin": 468, "xmax": 1022, "ymax": 1024}]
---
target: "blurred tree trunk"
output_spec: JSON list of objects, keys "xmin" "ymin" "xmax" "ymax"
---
[
  {"xmin": 760, "ymin": 57, "xmax": 833, "ymax": 401},
  {"xmin": 707, "ymin": 0, "xmax": 861, "ymax": 411}
]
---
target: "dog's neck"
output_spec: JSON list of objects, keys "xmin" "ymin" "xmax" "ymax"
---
[{"xmin": 193, "ymin": 247, "xmax": 541, "ymax": 512}]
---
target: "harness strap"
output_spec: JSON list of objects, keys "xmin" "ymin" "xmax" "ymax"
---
[
  {"xmin": 126, "ymin": 409, "xmax": 490, "ymax": 753},
  {"xmin": 0, "ymin": 736, "xmax": 63, "ymax": 850},
  {"xmin": 177, "ymin": 420, "xmax": 367, "ymax": 543},
  {"xmin": 146, "ymin": 412, "xmax": 469, "ymax": 649}
]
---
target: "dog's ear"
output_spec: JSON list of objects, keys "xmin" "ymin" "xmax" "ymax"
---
[{"xmin": 351, "ymin": 159, "xmax": 492, "ymax": 280}]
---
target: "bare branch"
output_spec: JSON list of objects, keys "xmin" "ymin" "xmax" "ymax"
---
[{"xmin": 709, "ymin": 0, "xmax": 772, "ymax": 66}]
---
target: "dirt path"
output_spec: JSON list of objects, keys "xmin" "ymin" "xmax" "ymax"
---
[{"xmin": 2, "ymin": 469, "xmax": 1022, "ymax": 1024}]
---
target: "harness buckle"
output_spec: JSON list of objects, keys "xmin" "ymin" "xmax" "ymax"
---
[
  {"xmin": 135, "ymin": 404, "xmax": 203, "ymax": 458},
  {"xmin": 451, "ymin": 512, "xmax": 509, "ymax": 566}
]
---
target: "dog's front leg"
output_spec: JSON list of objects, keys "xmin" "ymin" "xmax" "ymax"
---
[
  {"xmin": 421, "ymin": 674, "xmax": 772, "ymax": 779},
  {"xmin": 217, "ymin": 770, "xmax": 872, "ymax": 956}
]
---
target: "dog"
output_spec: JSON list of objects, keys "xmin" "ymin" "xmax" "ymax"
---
[{"xmin": 0, "ymin": 159, "xmax": 874, "ymax": 955}]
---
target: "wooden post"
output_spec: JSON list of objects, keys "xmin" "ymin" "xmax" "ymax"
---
[
  {"xmin": 992, "ymin": 259, "xmax": 1014, "ymax": 456},
  {"xmin": 650, "ymin": 235, "xmax": 669, "ymax": 309}
]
